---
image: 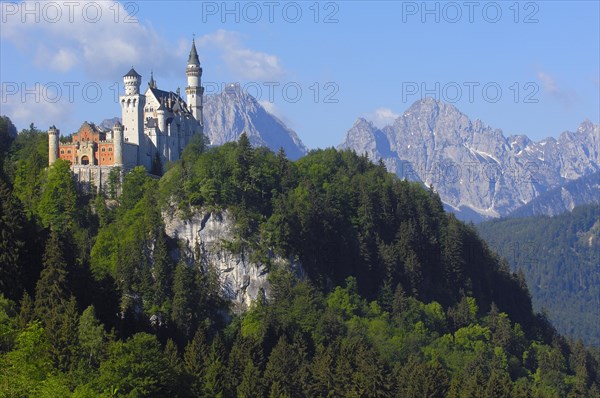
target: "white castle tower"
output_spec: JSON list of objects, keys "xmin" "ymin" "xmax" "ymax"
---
[
  {"xmin": 48, "ymin": 125, "xmax": 59, "ymax": 165},
  {"xmin": 185, "ymin": 39, "xmax": 204, "ymax": 126},
  {"xmin": 113, "ymin": 121, "xmax": 124, "ymax": 166},
  {"xmin": 120, "ymin": 68, "xmax": 145, "ymax": 149}
]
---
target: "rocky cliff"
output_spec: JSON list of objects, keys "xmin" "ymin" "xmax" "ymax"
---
[
  {"xmin": 163, "ymin": 208, "xmax": 303, "ymax": 312},
  {"xmin": 508, "ymin": 171, "xmax": 600, "ymax": 218}
]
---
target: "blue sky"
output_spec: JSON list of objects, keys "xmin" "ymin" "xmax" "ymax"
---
[{"xmin": 1, "ymin": 1, "xmax": 598, "ymax": 149}]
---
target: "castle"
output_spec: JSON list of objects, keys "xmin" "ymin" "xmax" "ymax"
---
[{"xmin": 48, "ymin": 39, "xmax": 205, "ymax": 188}]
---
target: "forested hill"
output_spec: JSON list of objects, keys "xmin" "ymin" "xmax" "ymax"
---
[
  {"xmin": 478, "ymin": 204, "xmax": 600, "ymax": 346},
  {"xmin": 1, "ymin": 119, "xmax": 599, "ymax": 397}
]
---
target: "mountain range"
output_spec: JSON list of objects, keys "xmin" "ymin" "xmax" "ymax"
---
[
  {"xmin": 339, "ymin": 98, "xmax": 599, "ymax": 221},
  {"xmin": 102, "ymin": 94, "xmax": 599, "ymax": 221}
]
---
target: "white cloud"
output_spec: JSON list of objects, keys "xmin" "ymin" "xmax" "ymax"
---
[
  {"xmin": 259, "ymin": 100, "xmax": 278, "ymax": 116},
  {"xmin": 366, "ymin": 107, "xmax": 399, "ymax": 128},
  {"xmin": 2, "ymin": 4, "xmax": 283, "ymax": 82},
  {"xmin": 3, "ymin": 91, "xmax": 73, "ymax": 132},
  {"xmin": 1, "ymin": 0, "xmax": 182, "ymax": 79},
  {"xmin": 197, "ymin": 29, "xmax": 283, "ymax": 81},
  {"xmin": 537, "ymin": 70, "xmax": 576, "ymax": 108},
  {"xmin": 35, "ymin": 47, "xmax": 78, "ymax": 72},
  {"xmin": 258, "ymin": 100, "xmax": 293, "ymax": 127}
]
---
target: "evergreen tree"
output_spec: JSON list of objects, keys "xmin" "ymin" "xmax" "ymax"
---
[
  {"xmin": 0, "ymin": 179, "xmax": 26, "ymax": 299},
  {"xmin": 203, "ymin": 334, "xmax": 227, "ymax": 397},
  {"xmin": 237, "ymin": 359, "xmax": 265, "ymax": 398},
  {"xmin": 486, "ymin": 369, "xmax": 513, "ymax": 398},
  {"xmin": 308, "ymin": 345, "xmax": 336, "ymax": 397},
  {"xmin": 54, "ymin": 296, "xmax": 79, "ymax": 372},
  {"xmin": 172, "ymin": 262, "xmax": 199, "ymax": 340},
  {"xmin": 78, "ymin": 305, "xmax": 105, "ymax": 368},
  {"xmin": 183, "ymin": 327, "xmax": 209, "ymax": 396},
  {"xmin": 264, "ymin": 336, "xmax": 298, "ymax": 396},
  {"xmin": 152, "ymin": 230, "xmax": 172, "ymax": 311},
  {"xmin": 16, "ymin": 292, "xmax": 34, "ymax": 330},
  {"xmin": 34, "ymin": 231, "xmax": 69, "ymax": 320}
]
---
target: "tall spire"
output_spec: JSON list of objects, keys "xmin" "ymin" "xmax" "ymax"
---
[
  {"xmin": 148, "ymin": 70, "xmax": 156, "ymax": 89},
  {"xmin": 188, "ymin": 37, "xmax": 200, "ymax": 66}
]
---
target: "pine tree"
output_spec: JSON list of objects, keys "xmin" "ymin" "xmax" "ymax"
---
[
  {"xmin": 203, "ymin": 334, "xmax": 226, "ymax": 397},
  {"xmin": 78, "ymin": 305, "xmax": 105, "ymax": 368},
  {"xmin": 152, "ymin": 230, "xmax": 172, "ymax": 311},
  {"xmin": 486, "ymin": 369, "xmax": 513, "ymax": 398},
  {"xmin": 172, "ymin": 262, "xmax": 199, "ymax": 340},
  {"xmin": 0, "ymin": 179, "xmax": 27, "ymax": 300},
  {"xmin": 308, "ymin": 345, "xmax": 336, "ymax": 397},
  {"xmin": 237, "ymin": 359, "xmax": 265, "ymax": 398},
  {"xmin": 234, "ymin": 132, "xmax": 254, "ymax": 204},
  {"xmin": 264, "ymin": 336, "xmax": 297, "ymax": 396},
  {"xmin": 34, "ymin": 231, "xmax": 69, "ymax": 320},
  {"xmin": 349, "ymin": 344, "xmax": 390, "ymax": 397},
  {"xmin": 16, "ymin": 292, "xmax": 34, "ymax": 330},
  {"xmin": 442, "ymin": 216, "xmax": 466, "ymax": 298},
  {"xmin": 183, "ymin": 327, "xmax": 209, "ymax": 395},
  {"xmin": 54, "ymin": 296, "xmax": 79, "ymax": 371},
  {"xmin": 164, "ymin": 338, "xmax": 181, "ymax": 373}
]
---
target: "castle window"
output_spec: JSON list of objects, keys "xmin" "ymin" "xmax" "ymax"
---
[
  {"xmin": 81, "ymin": 156, "xmax": 90, "ymax": 165},
  {"xmin": 109, "ymin": 147, "xmax": 112, "ymax": 151},
  {"xmin": 61, "ymin": 150, "xmax": 64, "ymax": 154},
  {"xmin": 67, "ymin": 150, "xmax": 71, "ymax": 154},
  {"xmin": 102, "ymin": 148, "xmax": 105, "ymax": 152}
]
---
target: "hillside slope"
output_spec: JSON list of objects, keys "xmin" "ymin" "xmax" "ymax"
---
[{"xmin": 478, "ymin": 204, "xmax": 600, "ymax": 345}]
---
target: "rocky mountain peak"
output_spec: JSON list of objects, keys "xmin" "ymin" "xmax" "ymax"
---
[
  {"xmin": 339, "ymin": 98, "xmax": 600, "ymax": 221},
  {"xmin": 203, "ymin": 87, "xmax": 307, "ymax": 160}
]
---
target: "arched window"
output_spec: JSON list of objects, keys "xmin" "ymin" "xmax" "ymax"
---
[{"xmin": 81, "ymin": 156, "xmax": 90, "ymax": 165}]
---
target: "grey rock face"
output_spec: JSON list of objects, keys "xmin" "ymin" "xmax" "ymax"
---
[
  {"xmin": 203, "ymin": 84, "xmax": 308, "ymax": 160},
  {"xmin": 163, "ymin": 208, "xmax": 303, "ymax": 312},
  {"xmin": 98, "ymin": 117, "xmax": 122, "ymax": 131},
  {"xmin": 339, "ymin": 98, "xmax": 599, "ymax": 219},
  {"xmin": 508, "ymin": 172, "xmax": 600, "ymax": 218}
]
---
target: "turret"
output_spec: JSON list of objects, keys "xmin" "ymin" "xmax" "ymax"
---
[
  {"xmin": 186, "ymin": 38, "xmax": 204, "ymax": 124},
  {"xmin": 48, "ymin": 125, "xmax": 59, "ymax": 165},
  {"xmin": 120, "ymin": 67, "xmax": 145, "ymax": 149},
  {"xmin": 113, "ymin": 122, "xmax": 123, "ymax": 166},
  {"xmin": 124, "ymin": 68, "xmax": 141, "ymax": 95},
  {"xmin": 157, "ymin": 99, "xmax": 167, "ymax": 133}
]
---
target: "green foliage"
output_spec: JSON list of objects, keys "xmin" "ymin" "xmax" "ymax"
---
[
  {"xmin": 0, "ymin": 133, "xmax": 598, "ymax": 397},
  {"xmin": 78, "ymin": 306, "xmax": 106, "ymax": 369},
  {"xmin": 0, "ymin": 178, "xmax": 28, "ymax": 300},
  {"xmin": 97, "ymin": 333, "xmax": 175, "ymax": 397},
  {"xmin": 0, "ymin": 322, "xmax": 52, "ymax": 397},
  {"xmin": 37, "ymin": 159, "xmax": 78, "ymax": 232},
  {"xmin": 172, "ymin": 262, "xmax": 200, "ymax": 340},
  {"xmin": 0, "ymin": 116, "xmax": 17, "ymax": 167},
  {"xmin": 478, "ymin": 204, "xmax": 600, "ymax": 345},
  {"xmin": 6, "ymin": 125, "xmax": 48, "ymax": 218}
]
